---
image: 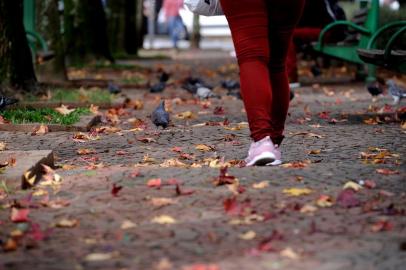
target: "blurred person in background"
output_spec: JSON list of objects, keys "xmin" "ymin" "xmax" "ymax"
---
[{"xmin": 163, "ymin": 0, "xmax": 185, "ymax": 49}]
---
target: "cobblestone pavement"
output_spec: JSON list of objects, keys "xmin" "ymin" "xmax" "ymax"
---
[{"xmin": 0, "ymin": 56, "xmax": 405, "ymax": 270}]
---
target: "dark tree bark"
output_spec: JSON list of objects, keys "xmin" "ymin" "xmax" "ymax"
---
[
  {"xmin": 64, "ymin": 0, "xmax": 114, "ymax": 64},
  {"xmin": 108, "ymin": 0, "xmax": 144, "ymax": 56},
  {"xmin": 45, "ymin": 0, "xmax": 67, "ymax": 79},
  {"xmin": 0, "ymin": 0, "xmax": 37, "ymax": 92},
  {"xmin": 125, "ymin": 0, "xmax": 137, "ymax": 54}
]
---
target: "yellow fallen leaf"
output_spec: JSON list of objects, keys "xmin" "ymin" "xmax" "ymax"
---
[
  {"xmin": 120, "ymin": 220, "xmax": 137, "ymax": 230},
  {"xmin": 195, "ymin": 144, "xmax": 214, "ymax": 152},
  {"xmin": 239, "ymin": 230, "xmax": 256, "ymax": 240},
  {"xmin": 32, "ymin": 124, "xmax": 49, "ymax": 135},
  {"xmin": 89, "ymin": 104, "xmax": 99, "ymax": 114},
  {"xmin": 150, "ymin": 197, "xmax": 177, "ymax": 207},
  {"xmin": 151, "ymin": 215, "xmax": 177, "ymax": 224},
  {"xmin": 32, "ymin": 189, "xmax": 48, "ymax": 196},
  {"xmin": 282, "ymin": 187, "xmax": 313, "ymax": 196},
  {"xmin": 0, "ymin": 142, "xmax": 6, "ymax": 151},
  {"xmin": 176, "ymin": 111, "xmax": 195, "ymax": 119},
  {"xmin": 54, "ymin": 104, "xmax": 75, "ymax": 115},
  {"xmin": 280, "ymin": 247, "xmax": 300, "ymax": 260},
  {"xmin": 85, "ymin": 253, "xmax": 114, "ymax": 261},
  {"xmin": 77, "ymin": 148, "xmax": 96, "ymax": 155},
  {"xmin": 252, "ymin": 181, "xmax": 269, "ymax": 189},
  {"xmin": 316, "ymin": 195, "xmax": 333, "ymax": 207},
  {"xmin": 300, "ymin": 204, "xmax": 318, "ymax": 214},
  {"xmin": 401, "ymin": 122, "xmax": 406, "ymax": 129},
  {"xmin": 23, "ymin": 170, "xmax": 36, "ymax": 187},
  {"xmin": 159, "ymin": 158, "xmax": 188, "ymax": 168},
  {"xmin": 55, "ymin": 218, "xmax": 78, "ymax": 228},
  {"xmin": 343, "ymin": 181, "xmax": 362, "ymax": 191},
  {"xmin": 307, "ymin": 149, "xmax": 321, "ymax": 155}
]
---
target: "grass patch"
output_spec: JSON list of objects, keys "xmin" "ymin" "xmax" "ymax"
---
[
  {"xmin": 24, "ymin": 88, "xmax": 113, "ymax": 104},
  {"xmin": 0, "ymin": 108, "xmax": 90, "ymax": 125},
  {"xmin": 51, "ymin": 88, "xmax": 112, "ymax": 103}
]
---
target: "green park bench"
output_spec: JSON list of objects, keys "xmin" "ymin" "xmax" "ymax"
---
[
  {"xmin": 313, "ymin": 0, "xmax": 380, "ymax": 83},
  {"xmin": 357, "ymin": 21, "xmax": 406, "ymax": 73},
  {"xmin": 23, "ymin": 0, "xmax": 54, "ymax": 63}
]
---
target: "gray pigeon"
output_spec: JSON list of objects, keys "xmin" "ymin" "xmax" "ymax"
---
[
  {"xmin": 386, "ymin": 80, "xmax": 406, "ymax": 105},
  {"xmin": 196, "ymin": 87, "xmax": 214, "ymax": 99},
  {"xmin": 151, "ymin": 100, "xmax": 170, "ymax": 128},
  {"xmin": 108, "ymin": 82, "xmax": 121, "ymax": 94},
  {"xmin": 0, "ymin": 96, "xmax": 18, "ymax": 111}
]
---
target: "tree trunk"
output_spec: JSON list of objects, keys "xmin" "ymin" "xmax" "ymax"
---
[
  {"xmin": 64, "ymin": 0, "xmax": 114, "ymax": 65},
  {"xmin": 0, "ymin": 0, "xmax": 37, "ymax": 92},
  {"xmin": 108, "ymin": 0, "xmax": 144, "ymax": 56},
  {"xmin": 107, "ymin": 0, "xmax": 126, "ymax": 55},
  {"xmin": 125, "ymin": 0, "xmax": 138, "ymax": 54}
]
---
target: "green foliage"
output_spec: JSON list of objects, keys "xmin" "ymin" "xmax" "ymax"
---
[
  {"xmin": 50, "ymin": 88, "xmax": 112, "ymax": 103},
  {"xmin": 24, "ymin": 88, "xmax": 112, "ymax": 104},
  {"xmin": 0, "ymin": 107, "xmax": 90, "ymax": 125}
]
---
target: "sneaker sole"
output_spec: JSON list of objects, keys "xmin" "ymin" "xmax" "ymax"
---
[
  {"xmin": 266, "ymin": 159, "xmax": 282, "ymax": 166},
  {"xmin": 246, "ymin": 152, "xmax": 276, "ymax": 166}
]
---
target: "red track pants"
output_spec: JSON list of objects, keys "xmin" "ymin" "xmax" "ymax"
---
[{"xmin": 220, "ymin": 0, "xmax": 305, "ymax": 144}]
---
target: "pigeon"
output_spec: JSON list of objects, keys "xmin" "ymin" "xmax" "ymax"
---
[
  {"xmin": 196, "ymin": 87, "xmax": 215, "ymax": 99},
  {"xmin": 159, "ymin": 71, "xmax": 170, "ymax": 83},
  {"xmin": 367, "ymin": 82, "xmax": 384, "ymax": 97},
  {"xmin": 182, "ymin": 77, "xmax": 212, "ymax": 94},
  {"xmin": 386, "ymin": 79, "xmax": 406, "ymax": 105},
  {"xmin": 0, "ymin": 96, "xmax": 18, "ymax": 111},
  {"xmin": 150, "ymin": 81, "xmax": 166, "ymax": 93},
  {"xmin": 151, "ymin": 100, "xmax": 170, "ymax": 128},
  {"xmin": 108, "ymin": 82, "xmax": 121, "ymax": 94},
  {"xmin": 221, "ymin": 80, "xmax": 240, "ymax": 90}
]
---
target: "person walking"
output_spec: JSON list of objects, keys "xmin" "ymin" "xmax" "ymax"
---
[
  {"xmin": 219, "ymin": 0, "xmax": 305, "ymax": 166},
  {"xmin": 162, "ymin": 0, "xmax": 185, "ymax": 49}
]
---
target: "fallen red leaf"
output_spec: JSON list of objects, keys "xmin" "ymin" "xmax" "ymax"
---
[
  {"xmin": 213, "ymin": 167, "xmax": 236, "ymax": 186},
  {"xmin": 111, "ymin": 184, "xmax": 123, "ymax": 197},
  {"xmin": 318, "ymin": 111, "xmax": 330, "ymax": 119},
  {"xmin": 336, "ymin": 189, "xmax": 360, "ymax": 208},
  {"xmin": 371, "ymin": 220, "xmax": 393, "ymax": 232},
  {"xmin": 147, "ymin": 178, "xmax": 162, "ymax": 188},
  {"xmin": 223, "ymin": 197, "xmax": 252, "ymax": 216},
  {"xmin": 10, "ymin": 208, "xmax": 29, "ymax": 223},
  {"xmin": 376, "ymin": 168, "xmax": 399, "ymax": 175},
  {"xmin": 213, "ymin": 106, "xmax": 225, "ymax": 115}
]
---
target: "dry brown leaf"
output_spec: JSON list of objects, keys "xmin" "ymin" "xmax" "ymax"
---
[
  {"xmin": 0, "ymin": 142, "xmax": 6, "ymax": 151},
  {"xmin": 176, "ymin": 111, "xmax": 195, "ymax": 119},
  {"xmin": 151, "ymin": 215, "xmax": 177, "ymax": 224},
  {"xmin": 283, "ymin": 187, "xmax": 313, "ymax": 196},
  {"xmin": 120, "ymin": 220, "xmax": 137, "ymax": 229},
  {"xmin": 343, "ymin": 181, "xmax": 362, "ymax": 191},
  {"xmin": 307, "ymin": 149, "xmax": 321, "ymax": 155},
  {"xmin": 32, "ymin": 125, "xmax": 49, "ymax": 135},
  {"xmin": 252, "ymin": 181, "xmax": 269, "ymax": 189},
  {"xmin": 150, "ymin": 197, "xmax": 177, "ymax": 207},
  {"xmin": 195, "ymin": 144, "xmax": 214, "ymax": 152},
  {"xmin": 89, "ymin": 104, "xmax": 99, "ymax": 114},
  {"xmin": 280, "ymin": 247, "xmax": 300, "ymax": 260},
  {"xmin": 54, "ymin": 104, "xmax": 75, "ymax": 115},
  {"xmin": 239, "ymin": 230, "xmax": 256, "ymax": 240},
  {"xmin": 55, "ymin": 218, "xmax": 78, "ymax": 228}
]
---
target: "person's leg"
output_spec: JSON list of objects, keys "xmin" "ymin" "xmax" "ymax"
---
[
  {"xmin": 219, "ymin": 0, "xmax": 272, "ymax": 142},
  {"xmin": 267, "ymin": 0, "xmax": 305, "ymax": 145}
]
